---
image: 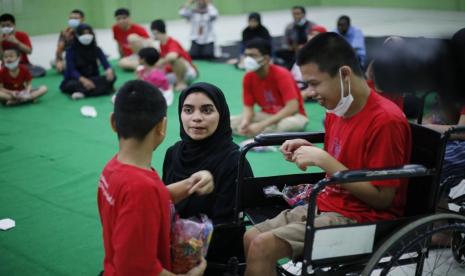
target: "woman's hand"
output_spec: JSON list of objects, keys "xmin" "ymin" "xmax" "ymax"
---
[
  {"xmin": 188, "ymin": 170, "xmax": 214, "ymax": 195},
  {"xmin": 105, "ymin": 68, "xmax": 115, "ymax": 81},
  {"xmin": 184, "ymin": 257, "xmax": 206, "ymax": 276},
  {"xmin": 79, "ymin": 76, "xmax": 96, "ymax": 90}
]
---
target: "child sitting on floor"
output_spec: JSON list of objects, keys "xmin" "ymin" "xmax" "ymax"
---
[
  {"xmin": 136, "ymin": 47, "xmax": 174, "ymax": 106},
  {"xmin": 0, "ymin": 47, "xmax": 47, "ymax": 106}
]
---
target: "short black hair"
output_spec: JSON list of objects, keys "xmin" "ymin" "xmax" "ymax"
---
[
  {"xmin": 150, "ymin": 19, "xmax": 166, "ymax": 34},
  {"xmin": 138, "ymin": 47, "xmax": 160, "ymax": 66},
  {"xmin": 2, "ymin": 45, "xmax": 20, "ymax": 57},
  {"xmin": 296, "ymin": 32, "xmax": 363, "ymax": 77},
  {"xmin": 245, "ymin": 37, "xmax": 271, "ymax": 56},
  {"xmin": 0, "ymin": 13, "xmax": 15, "ymax": 24},
  {"xmin": 114, "ymin": 80, "xmax": 167, "ymax": 141},
  {"xmin": 292, "ymin": 6, "xmax": 306, "ymax": 14},
  {"xmin": 114, "ymin": 8, "xmax": 130, "ymax": 17},
  {"xmin": 338, "ymin": 15, "xmax": 351, "ymax": 26},
  {"xmin": 71, "ymin": 9, "xmax": 85, "ymax": 18}
]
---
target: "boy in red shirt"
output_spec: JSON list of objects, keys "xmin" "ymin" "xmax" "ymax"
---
[
  {"xmin": 243, "ymin": 33, "xmax": 411, "ymax": 276},
  {"xmin": 230, "ymin": 38, "xmax": 308, "ymax": 137},
  {"xmin": 150, "ymin": 19, "xmax": 198, "ymax": 91},
  {"xmin": 0, "ymin": 13, "xmax": 46, "ymax": 78},
  {"xmin": 0, "ymin": 47, "xmax": 47, "ymax": 106},
  {"xmin": 98, "ymin": 80, "xmax": 213, "ymax": 275},
  {"xmin": 112, "ymin": 8, "xmax": 151, "ymax": 70}
]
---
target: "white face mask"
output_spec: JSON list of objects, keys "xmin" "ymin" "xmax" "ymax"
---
[
  {"xmin": 4, "ymin": 59, "xmax": 19, "ymax": 70},
  {"xmin": 1, "ymin": 26, "xmax": 14, "ymax": 34},
  {"xmin": 326, "ymin": 69, "xmax": 354, "ymax": 117},
  {"xmin": 68, "ymin": 19, "xmax": 80, "ymax": 29},
  {"xmin": 78, "ymin": 34, "xmax": 93, "ymax": 45},
  {"xmin": 297, "ymin": 18, "xmax": 307, "ymax": 26},
  {"xmin": 243, "ymin": 56, "xmax": 263, "ymax": 72}
]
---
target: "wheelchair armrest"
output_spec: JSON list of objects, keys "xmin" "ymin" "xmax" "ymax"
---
[
  {"xmin": 444, "ymin": 125, "xmax": 465, "ymax": 140},
  {"xmin": 330, "ymin": 164, "xmax": 430, "ymax": 184},
  {"xmin": 254, "ymin": 131, "xmax": 325, "ymax": 146}
]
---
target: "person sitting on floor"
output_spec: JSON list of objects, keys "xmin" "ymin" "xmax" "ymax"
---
[
  {"xmin": 60, "ymin": 24, "xmax": 116, "ymax": 100},
  {"xmin": 243, "ymin": 33, "xmax": 411, "ymax": 276},
  {"xmin": 150, "ymin": 19, "xmax": 198, "ymax": 91},
  {"xmin": 112, "ymin": 8, "xmax": 152, "ymax": 71},
  {"xmin": 0, "ymin": 46, "xmax": 47, "ymax": 106},
  {"xmin": 136, "ymin": 47, "xmax": 173, "ymax": 106},
  {"xmin": 163, "ymin": 82, "xmax": 253, "ymax": 275},
  {"xmin": 0, "ymin": 13, "xmax": 46, "ymax": 78},
  {"xmin": 230, "ymin": 38, "xmax": 308, "ymax": 137},
  {"xmin": 53, "ymin": 9, "xmax": 85, "ymax": 73},
  {"xmin": 334, "ymin": 15, "xmax": 366, "ymax": 69}
]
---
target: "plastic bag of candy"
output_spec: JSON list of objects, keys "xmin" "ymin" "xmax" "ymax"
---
[
  {"xmin": 282, "ymin": 184, "xmax": 313, "ymax": 207},
  {"xmin": 171, "ymin": 214, "xmax": 213, "ymax": 274}
]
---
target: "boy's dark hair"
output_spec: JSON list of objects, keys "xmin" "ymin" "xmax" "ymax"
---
[
  {"xmin": 292, "ymin": 6, "xmax": 306, "ymax": 14},
  {"xmin": 71, "ymin": 9, "xmax": 85, "ymax": 18},
  {"xmin": 296, "ymin": 32, "xmax": 363, "ymax": 77},
  {"xmin": 138, "ymin": 47, "xmax": 160, "ymax": 66},
  {"xmin": 2, "ymin": 46, "xmax": 20, "ymax": 57},
  {"xmin": 114, "ymin": 8, "xmax": 130, "ymax": 17},
  {"xmin": 150, "ymin": 19, "xmax": 166, "ymax": 34},
  {"xmin": 245, "ymin": 37, "xmax": 271, "ymax": 56},
  {"xmin": 0, "ymin": 13, "xmax": 15, "ymax": 24},
  {"xmin": 338, "ymin": 15, "xmax": 351, "ymax": 26},
  {"xmin": 114, "ymin": 80, "xmax": 167, "ymax": 141}
]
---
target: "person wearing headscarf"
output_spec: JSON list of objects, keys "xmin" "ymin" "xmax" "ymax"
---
[
  {"xmin": 163, "ymin": 82, "xmax": 253, "ymax": 275},
  {"xmin": 241, "ymin": 12, "xmax": 271, "ymax": 51},
  {"xmin": 60, "ymin": 24, "xmax": 116, "ymax": 100}
]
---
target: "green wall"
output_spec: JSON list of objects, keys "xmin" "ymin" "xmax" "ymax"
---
[{"xmin": 1, "ymin": 0, "xmax": 464, "ymax": 36}]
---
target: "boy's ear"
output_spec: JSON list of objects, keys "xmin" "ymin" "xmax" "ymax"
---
[
  {"xmin": 110, "ymin": 112, "xmax": 117, "ymax": 133},
  {"xmin": 155, "ymin": 117, "xmax": 167, "ymax": 137}
]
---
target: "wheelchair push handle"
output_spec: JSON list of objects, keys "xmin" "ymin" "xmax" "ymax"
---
[
  {"xmin": 330, "ymin": 164, "xmax": 430, "ymax": 184},
  {"xmin": 254, "ymin": 131, "xmax": 325, "ymax": 146}
]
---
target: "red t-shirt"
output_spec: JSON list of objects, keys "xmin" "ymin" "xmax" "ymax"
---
[
  {"xmin": 243, "ymin": 64, "xmax": 306, "ymax": 116},
  {"xmin": 98, "ymin": 155, "xmax": 172, "ymax": 275},
  {"xmin": 317, "ymin": 90, "xmax": 412, "ymax": 223},
  {"xmin": 460, "ymin": 106, "xmax": 465, "ymax": 115},
  {"xmin": 160, "ymin": 37, "xmax": 195, "ymax": 73},
  {"xmin": 366, "ymin": 79, "xmax": 404, "ymax": 111},
  {"xmin": 112, "ymin": 24, "xmax": 149, "ymax": 57},
  {"xmin": 1, "ymin": 31, "xmax": 32, "ymax": 64},
  {"xmin": 0, "ymin": 65, "xmax": 32, "ymax": 92}
]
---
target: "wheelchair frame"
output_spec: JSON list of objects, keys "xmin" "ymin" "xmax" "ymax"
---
[{"xmin": 234, "ymin": 123, "xmax": 465, "ymax": 275}]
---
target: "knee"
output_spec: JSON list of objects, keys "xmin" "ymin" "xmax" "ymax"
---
[
  {"xmin": 127, "ymin": 33, "xmax": 142, "ymax": 44},
  {"xmin": 247, "ymin": 233, "xmax": 273, "ymax": 259}
]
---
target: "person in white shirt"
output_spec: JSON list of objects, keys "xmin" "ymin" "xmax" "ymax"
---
[{"xmin": 179, "ymin": 0, "xmax": 218, "ymax": 60}]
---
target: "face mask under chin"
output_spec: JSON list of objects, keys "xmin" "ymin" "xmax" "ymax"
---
[{"xmin": 326, "ymin": 69, "xmax": 354, "ymax": 117}]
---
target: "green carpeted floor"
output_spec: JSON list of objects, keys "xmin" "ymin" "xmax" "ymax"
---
[{"xmin": 0, "ymin": 61, "xmax": 325, "ymax": 275}]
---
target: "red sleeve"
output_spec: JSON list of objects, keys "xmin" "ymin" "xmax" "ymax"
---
[
  {"xmin": 112, "ymin": 25, "xmax": 119, "ymax": 40},
  {"xmin": 112, "ymin": 181, "xmax": 164, "ymax": 275},
  {"xmin": 365, "ymin": 119, "xmax": 411, "ymax": 188},
  {"xmin": 242, "ymin": 73, "xmax": 254, "ymax": 107},
  {"xmin": 134, "ymin": 24, "xmax": 149, "ymax": 38},
  {"xmin": 276, "ymin": 69, "xmax": 300, "ymax": 103},
  {"xmin": 16, "ymin": 32, "xmax": 32, "ymax": 49}
]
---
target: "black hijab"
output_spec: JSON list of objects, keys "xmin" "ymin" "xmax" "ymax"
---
[
  {"xmin": 242, "ymin": 12, "xmax": 271, "ymax": 43},
  {"xmin": 72, "ymin": 24, "xmax": 99, "ymax": 77},
  {"xmin": 163, "ymin": 82, "xmax": 252, "ymax": 221}
]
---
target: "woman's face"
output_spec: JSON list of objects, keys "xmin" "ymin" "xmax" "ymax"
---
[{"xmin": 181, "ymin": 92, "xmax": 220, "ymax": 140}]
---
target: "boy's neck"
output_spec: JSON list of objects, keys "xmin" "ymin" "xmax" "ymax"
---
[
  {"xmin": 8, "ymin": 67, "xmax": 20, "ymax": 76},
  {"xmin": 117, "ymin": 138, "xmax": 155, "ymax": 170},
  {"xmin": 343, "ymin": 77, "xmax": 371, "ymax": 118}
]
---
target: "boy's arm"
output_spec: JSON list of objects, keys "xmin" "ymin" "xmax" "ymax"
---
[
  {"xmin": 246, "ymin": 99, "xmax": 299, "ymax": 136},
  {"xmin": 0, "ymin": 83, "xmax": 16, "ymax": 95},
  {"xmin": 291, "ymin": 145, "xmax": 397, "ymax": 210},
  {"xmin": 166, "ymin": 170, "xmax": 214, "ymax": 204}
]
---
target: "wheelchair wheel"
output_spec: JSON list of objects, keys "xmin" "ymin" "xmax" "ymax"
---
[{"xmin": 362, "ymin": 213, "xmax": 465, "ymax": 275}]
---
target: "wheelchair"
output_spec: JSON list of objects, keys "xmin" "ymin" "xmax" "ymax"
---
[{"xmin": 233, "ymin": 123, "xmax": 465, "ymax": 275}]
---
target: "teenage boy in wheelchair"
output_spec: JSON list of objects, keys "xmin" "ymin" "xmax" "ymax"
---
[{"xmin": 243, "ymin": 32, "xmax": 412, "ymax": 276}]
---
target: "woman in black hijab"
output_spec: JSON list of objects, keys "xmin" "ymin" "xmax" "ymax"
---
[
  {"xmin": 60, "ymin": 24, "xmax": 116, "ymax": 99},
  {"xmin": 242, "ymin": 12, "xmax": 271, "ymax": 49},
  {"xmin": 163, "ymin": 82, "xmax": 253, "ymax": 275}
]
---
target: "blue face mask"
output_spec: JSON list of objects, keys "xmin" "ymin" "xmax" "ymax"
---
[{"xmin": 68, "ymin": 19, "xmax": 80, "ymax": 29}]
